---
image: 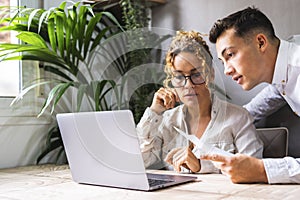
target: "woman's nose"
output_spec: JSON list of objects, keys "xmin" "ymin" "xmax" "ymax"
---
[{"xmin": 184, "ymin": 77, "xmax": 194, "ymax": 88}]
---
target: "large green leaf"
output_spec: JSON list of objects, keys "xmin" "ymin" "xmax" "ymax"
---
[
  {"xmin": 0, "ymin": 48, "xmax": 69, "ymax": 70},
  {"xmin": 58, "ymin": 1, "xmax": 67, "ymax": 10},
  {"xmin": 83, "ymin": 12, "xmax": 103, "ymax": 58},
  {"xmin": 0, "ymin": 23, "xmax": 28, "ymax": 32},
  {"xmin": 51, "ymin": 82, "xmax": 73, "ymax": 114},
  {"xmin": 47, "ymin": 17, "xmax": 57, "ymax": 53},
  {"xmin": 43, "ymin": 65, "xmax": 74, "ymax": 82},
  {"xmin": 10, "ymin": 81, "xmax": 53, "ymax": 106},
  {"xmin": 77, "ymin": 5, "xmax": 88, "ymax": 54},
  {"xmin": 16, "ymin": 32, "xmax": 48, "ymax": 48},
  {"xmin": 38, "ymin": 10, "xmax": 49, "ymax": 33},
  {"xmin": 28, "ymin": 8, "xmax": 41, "ymax": 31},
  {"xmin": 65, "ymin": 14, "xmax": 73, "ymax": 64},
  {"xmin": 92, "ymin": 80, "xmax": 116, "ymax": 111},
  {"xmin": 39, "ymin": 82, "xmax": 73, "ymax": 117},
  {"xmin": 55, "ymin": 11, "xmax": 65, "ymax": 59},
  {"xmin": 90, "ymin": 27, "xmax": 110, "ymax": 52}
]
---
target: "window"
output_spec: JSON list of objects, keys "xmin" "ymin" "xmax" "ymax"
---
[{"xmin": 0, "ymin": 0, "xmax": 20, "ymax": 97}]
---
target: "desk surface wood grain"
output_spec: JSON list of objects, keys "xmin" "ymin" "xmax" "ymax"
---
[{"xmin": 0, "ymin": 165, "xmax": 299, "ymax": 200}]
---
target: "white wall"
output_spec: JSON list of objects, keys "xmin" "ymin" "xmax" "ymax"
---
[{"xmin": 0, "ymin": 98, "xmax": 51, "ymax": 168}]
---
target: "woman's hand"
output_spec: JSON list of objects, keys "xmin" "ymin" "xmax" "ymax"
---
[
  {"xmin": 164, "ymin": 145, "xmax": 201, "ymax": 173},
  {"xmin": 150, "ymin": 88, "xmax": 180, "ymax": 114}
]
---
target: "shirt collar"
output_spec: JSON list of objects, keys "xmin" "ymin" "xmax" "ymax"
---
[{"xmin": 272, "ymin": 40, "xmax": 289, "ymax": 85}]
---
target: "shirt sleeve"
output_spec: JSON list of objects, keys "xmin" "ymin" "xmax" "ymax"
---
[
  {"xmin": 244, "ymin": 84, "xmax": 286, "ymax": 122},
  {"xmin": 263, "ymin": 157, "xmax": 300, "ymax": 184},
  {"xmin": 233, "ymin": 109, "xmax": 264, "ymax": 158},
  {"xmin": 136, "ymin": 107, "xmax": 165, "ymax": 169}
]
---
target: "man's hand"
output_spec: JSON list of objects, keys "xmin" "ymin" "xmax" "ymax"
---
[
  {"xmin": 200, "ymin": 153, "xmax": 268, "ymax": 183},
  {"xmin": 165, "ymin": 145, "xmax": 200, "ymax": 173}
]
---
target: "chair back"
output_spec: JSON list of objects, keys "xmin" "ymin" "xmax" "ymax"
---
[{"xmin": 256, "ymin": 127, "xmax": 289, "ymax": 158}]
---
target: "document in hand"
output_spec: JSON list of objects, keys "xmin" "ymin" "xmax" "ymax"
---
[{"xmin": 173, "ymin": 126, "xmax": 233, "ymax": 157}]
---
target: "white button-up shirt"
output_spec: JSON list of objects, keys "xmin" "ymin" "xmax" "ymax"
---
[
  {"xmin": 272, "ymin": 40, "xmax": 300, "ymax": 116},
  {"xmin": 245, "ymin": 38, "xmax": 300, "ymax": 184},
  {"xmin": 264, "ymin": 39, "xmax": 300, "ymax": 184},
  {"xmin": 137, "ymin": 95, "xmax": 263, "ymax": 173}
]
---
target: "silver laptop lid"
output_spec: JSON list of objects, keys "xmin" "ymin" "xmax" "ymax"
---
[{"xmin": 57, "ymin": 110, "xmax": 150, "ymax": 190}]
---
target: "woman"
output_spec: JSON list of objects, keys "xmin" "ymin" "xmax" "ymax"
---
[{"xmin": 136, "ymin": 30, "xmax": 263, "ymax": 173}]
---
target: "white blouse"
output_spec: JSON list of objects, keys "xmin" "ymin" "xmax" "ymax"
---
[{"xmin": 137, "ymin": 95, "xmax": 263, "ymax": 173}]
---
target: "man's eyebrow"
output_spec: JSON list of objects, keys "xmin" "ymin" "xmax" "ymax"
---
[
  {"xmin": 220, "ymin": 47, "xmax": 233, "ymax": 58},
  {"xmin": 220, "ymin": 48, "xmax": 227, "ymax": 58}
]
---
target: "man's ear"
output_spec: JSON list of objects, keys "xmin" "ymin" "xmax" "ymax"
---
[{"xmin": 256, "ymin": 34, "xmax": 268, "ymax": 51}]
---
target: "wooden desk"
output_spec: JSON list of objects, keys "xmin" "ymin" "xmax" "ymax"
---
[{"xmin": 0, "ymin": 165, "xmax": 299, "ymax": 199}]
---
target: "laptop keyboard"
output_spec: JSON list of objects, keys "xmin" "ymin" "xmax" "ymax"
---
[{"xmin": 148, "ymin": 178, "xmax": 175, "ymax": 187}]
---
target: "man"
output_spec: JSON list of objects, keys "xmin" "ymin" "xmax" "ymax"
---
[{"xmin": 201, "ymin": 6, "xmax": 300, "ymax": 184}]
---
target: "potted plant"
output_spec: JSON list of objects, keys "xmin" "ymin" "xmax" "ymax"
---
[
  {"xmin": 0, "ymin": 0, "xmax": 171, "ymax": 164},
  {"xmin": 0, "ymin": 0, "xmax": 124, "ymax": 163}
]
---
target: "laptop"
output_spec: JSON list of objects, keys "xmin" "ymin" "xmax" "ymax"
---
[{"xmin": 56, "ymin": 110, "xmax": 197, "ymax": 191}]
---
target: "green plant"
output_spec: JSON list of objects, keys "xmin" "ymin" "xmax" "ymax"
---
[
  {"xmin": 117, "ymin": 0, "xmax": 171, "ymax": 122},
  {"xmin": 0, "ymin": 1, "xmax": 123, "ymax": 163},
  {"xmin": 0, "ymin": 1, "xmax": 123, "ymax": 112},
  {"xmin": 120, "ymin": 0, "xmax": 150, "ymax": 29},
  {"xmin": 0, "ymin": 0, "xmax": 171, "ymax": 164}
]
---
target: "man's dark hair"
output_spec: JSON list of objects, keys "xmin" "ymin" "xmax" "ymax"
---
[{"xmin": 209, "ymin": 6, "xmax": 277, "ymax": 43}]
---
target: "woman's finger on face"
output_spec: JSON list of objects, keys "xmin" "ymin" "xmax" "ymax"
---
[
  {"xmin": 153, "ymin": 89, "xmax": 162, "ymax": 102},
  {"xmin": 156, "ymin": 89, "xmax": 170, "ymax": 106},
  {"xmin": 170, "ymin": 88, "xmax": 180, "ymax": 103},
  {"xmin": 154, "ymin": 88, "xmax": 169, "ymax": 108},
  {"xmin": 162, "ymin": 89, "xmax": 175, "ymax": 109}
]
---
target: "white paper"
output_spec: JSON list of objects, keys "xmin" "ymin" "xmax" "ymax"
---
[{"xmin": 173, "ymin": 126, "xmax": 233, "ymax": 157}]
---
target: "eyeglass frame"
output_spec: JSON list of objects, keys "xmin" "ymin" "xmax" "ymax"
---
[{"xmin": 170, "ymin": 72, "xmax": 205, "ymax": 88}]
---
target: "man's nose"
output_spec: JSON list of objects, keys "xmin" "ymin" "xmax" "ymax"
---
[{"xmin": 224, "ymin": 62, "xmax": 234, "ymax": 76}]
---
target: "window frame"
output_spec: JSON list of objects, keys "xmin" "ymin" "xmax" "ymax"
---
[
  {"xmin": 0, "ymin": 0, "xmax": 21, "ymax": 97},
  {"xmin": 0, "ymin": 0, "xmax": 47, "ymax": 118}
]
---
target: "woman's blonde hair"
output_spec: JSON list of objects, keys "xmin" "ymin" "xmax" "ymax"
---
[{"xmin": 163, "ymin": 30, "xmax": 215, "ymax": 88}]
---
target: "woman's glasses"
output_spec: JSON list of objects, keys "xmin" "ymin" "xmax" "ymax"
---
[{"xmin": 171, "ymin": 72, "xmax": 205, "ymax": 88}]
